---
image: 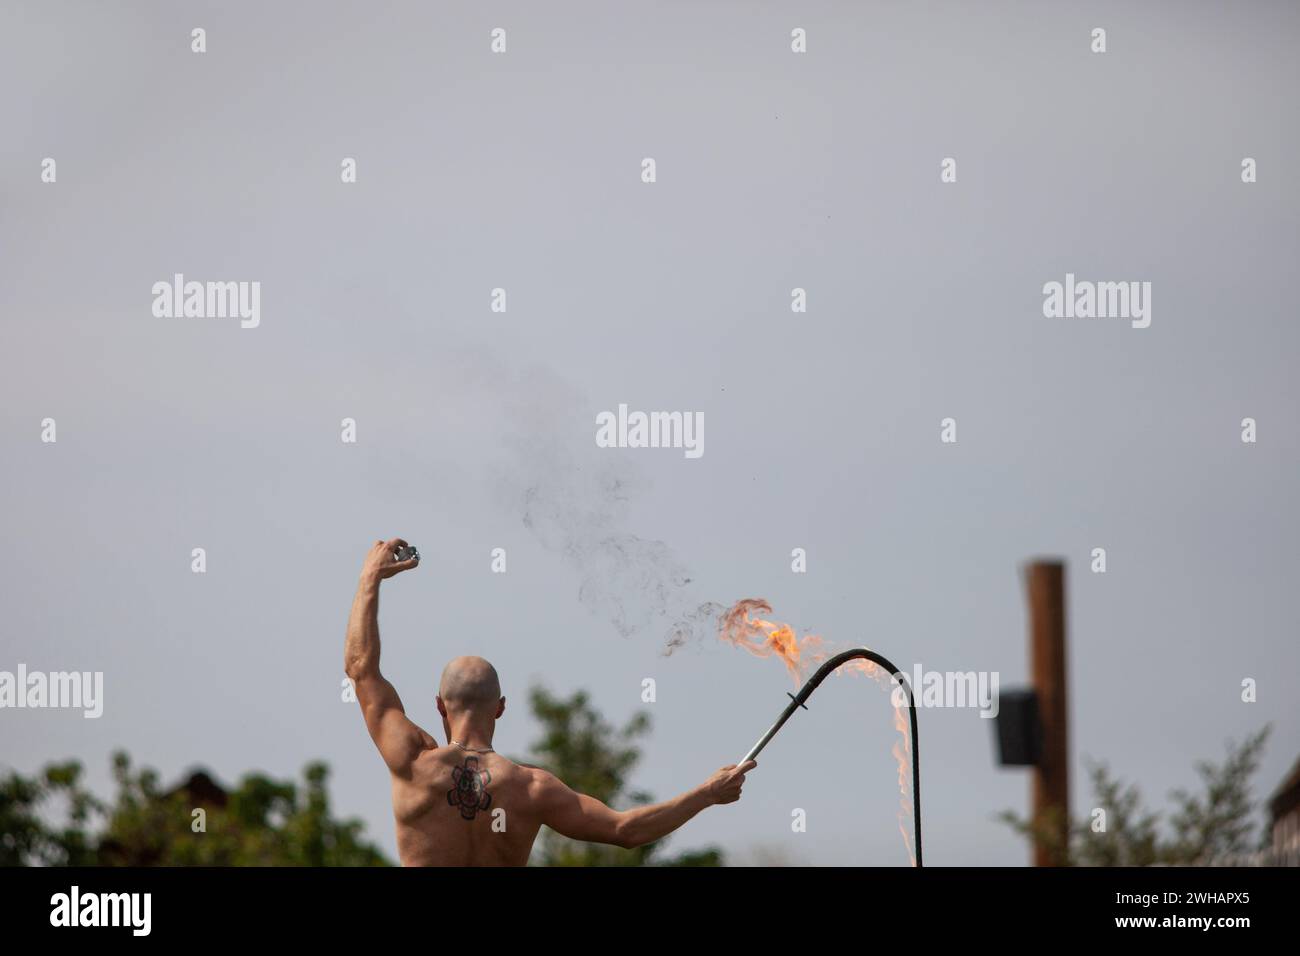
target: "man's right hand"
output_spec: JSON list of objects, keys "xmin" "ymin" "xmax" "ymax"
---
[
  {"xmin": 703, "ymin": 760, "xmax": 756, "ymax": 805},
  {"xmin": 360, "ymin": 537, "xmax": 420, "ymax": 585}
]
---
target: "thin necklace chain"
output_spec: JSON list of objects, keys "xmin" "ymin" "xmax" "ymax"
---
[{"xmin": 450, "ymin": 739, "xmax": 494, "ymax": 754}]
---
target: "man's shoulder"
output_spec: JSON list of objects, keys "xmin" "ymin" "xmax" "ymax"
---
[
  {"xmin": 504, "ymin": 762, "xmax": 560, "ymax": 799},
  {"xmin": 506, "ymin": 760, "xmax": 548, "ymax": 780}
]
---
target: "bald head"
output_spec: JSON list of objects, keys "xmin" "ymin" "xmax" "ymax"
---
[{"xmin": 438, "ymin": 656, "xmax": 502, "ymax": 714}]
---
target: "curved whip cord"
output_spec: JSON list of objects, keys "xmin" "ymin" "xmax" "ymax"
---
[{"xmin": 737, "ymin": 648, "xmax": 922, "ymax": 867}]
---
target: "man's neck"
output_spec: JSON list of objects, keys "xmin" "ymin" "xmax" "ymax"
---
[{"xmin": 446, "ymin": 724, "xmax": 494, "ymax": 751}]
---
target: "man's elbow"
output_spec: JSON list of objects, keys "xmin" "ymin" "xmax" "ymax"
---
[
  {"xmin": 344, "ymin": 656, "xmax": 377, "ymax": 682},
  {"xmin": 612, "ymin": 817, "xmax": 644, "ymax": 850}
]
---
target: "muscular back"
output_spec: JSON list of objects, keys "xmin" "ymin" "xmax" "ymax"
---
[{"xmin": 392, "ymin": 747, "xmax": 546, "ymax": 866}]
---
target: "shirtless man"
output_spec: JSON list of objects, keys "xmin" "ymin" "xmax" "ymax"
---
[{"xmin": 344, "ymin": 538, "xmax": 756, "ymax": 866}]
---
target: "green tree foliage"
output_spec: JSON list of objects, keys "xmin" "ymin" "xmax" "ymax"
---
[
  {"xmin": 999, "ymin": 726, "xmax": 1272, "ymax": 866},
  {"xmin": 522, "ymin": 686, "xmax": 723, "ymax": 866},
  {"xmin": 0, "ymin": 752, "xmax": 390, "ymax": 866},
  {"xmin": 0, "ymin": 760, "xmax": 103, "ymax": 866}
]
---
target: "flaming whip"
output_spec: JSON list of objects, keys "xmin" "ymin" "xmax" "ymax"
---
[{"xmin": 738, "ymin": 647, "xmax": 923, "ymax": 867}]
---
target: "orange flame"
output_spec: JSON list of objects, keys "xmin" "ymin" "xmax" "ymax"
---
[
  {"xmin": 718, "ymin": 598, "xmax": 916, "ymax": 865},
  {"xmin": 716, "ymin": 599, "xmax": 828, "ymax": 680}
]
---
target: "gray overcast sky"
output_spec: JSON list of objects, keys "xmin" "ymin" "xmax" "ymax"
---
[{"xmin": 2, "ymin": 1, "xmax": 1297, "ymax": 865}]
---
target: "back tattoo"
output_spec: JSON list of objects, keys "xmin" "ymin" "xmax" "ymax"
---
[{"xmin": 447, "ymin": 755, "xmax": 493, "ymax": 820}]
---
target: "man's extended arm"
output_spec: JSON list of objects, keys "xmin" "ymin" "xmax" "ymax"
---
[
  {"xmin": 344, "ymin": 538, "xmax": 429, "ymax": 775},
  {"xmin": 534, "ymin": 761, "xmax": 755, "ymax": 849}
]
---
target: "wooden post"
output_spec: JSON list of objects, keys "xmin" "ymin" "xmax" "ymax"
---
[{"xmin": 1026, "ymin": 560, "xmax": 1068, "ymax": 866}]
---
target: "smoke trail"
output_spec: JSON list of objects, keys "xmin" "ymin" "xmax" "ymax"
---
[
  {"xmin": 518, "ymin": 466, "xmax": 723, "ymax": 645},
  {"xmin": 476, "ymin": 361, "xmax": 724, "ymax": 649}
]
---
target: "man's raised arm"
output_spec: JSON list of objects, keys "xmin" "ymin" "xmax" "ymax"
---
[
  {"xmin": 344, "ymin": 538, "xmax": 429, "ymax": 775},
  {"xmin": 532, "ymin": 761, "xmax": 756, "ymax": 850}
]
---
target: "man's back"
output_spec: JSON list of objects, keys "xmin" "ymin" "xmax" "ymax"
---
[
  {"xmin": 344, "ymin": 538, "xmax": 752, "ymax": 866},
  {"xmin": 393, "ymin": 746, "xmax": 543, "ymax": 866}
]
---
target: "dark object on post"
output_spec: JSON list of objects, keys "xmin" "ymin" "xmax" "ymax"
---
[{"xmin": 994, "ymin": 689, "xmax": 1041, "ymax": 766}]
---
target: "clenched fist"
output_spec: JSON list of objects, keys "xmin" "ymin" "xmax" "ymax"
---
[
  {"xmin": 703, "ymin": 760, "xmax": 756, "ymax": 805},
  {"xmin": 360, "ymin": 537, "xmax": 420, "ymax": 585}
]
